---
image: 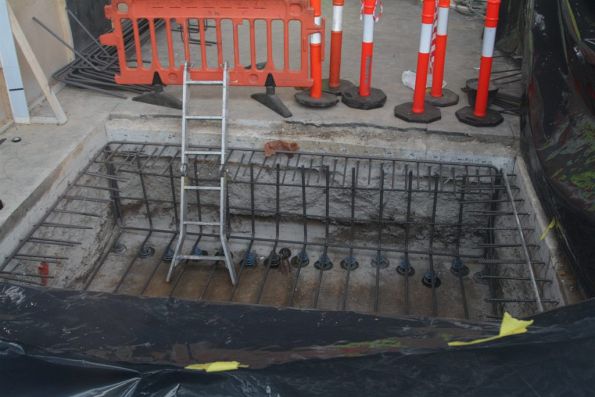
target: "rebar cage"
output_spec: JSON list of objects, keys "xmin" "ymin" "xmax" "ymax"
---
[{"xmin": 1, "ymin": 142, "xmax": 558, "ymax": 320}]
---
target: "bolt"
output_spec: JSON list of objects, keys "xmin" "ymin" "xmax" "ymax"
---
[
  {"xmin": 314, "ymin": 253, "xmax": 333, "ymax": 271},
  {"xmin": 371, "ymin": 253, "xmax": 389, "ymax": 268},
  {"xmin": 192, "ymin": 246, "xmax": 208, "ymax": 256},
  {"xmin": 279, "ymin": 248, "xmax": 292, "ymax": 274},
  {"xmin": 111, "ymin": 242, "xmax": 127, "ymax": 254},
  {"xmin": 162, "ymin": 247, "xmax": 174, "ymax": 262},
  {"xmin": 422, "ymin": 270, "xmax": 441, "ymax": 288},
  {"xmin": 264, "ymin": 250, "xmax": 281, "ymax": 268},
  {"xmin": 340, "ymin": 255, "xmax": 359, "ymax": 271},
  {"xmin": 291, "ymin": 250, "xmax": 309, "ymax": 268},
  {"xmin": 397, "ymin": 258, "xmax": 415, "ymax": 276},
  {"xmin": 241, "ymin": 251, "xmax": 258, "ymax": 268},
  {"xmin": 450, "ymin": 257, "xmax": 469, "ymax": 277},
  {"xmin": 138, "ymin": 245, "xmax": 155, "ymax": 258}
]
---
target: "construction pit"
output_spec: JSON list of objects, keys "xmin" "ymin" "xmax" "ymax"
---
[
  {"xmin": 0, "ymin": 0, "xmax": 582, "ymax": 326},
  {"xmin": 0, "ymin": 122, "xmax": 575, "ymax": 322}
]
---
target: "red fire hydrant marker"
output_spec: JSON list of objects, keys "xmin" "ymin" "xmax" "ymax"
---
[
  {"xmin": 426, "ymin": 0, "xmax": 459, "ymax": 107},
  {"xmin": 322, "ymin": 0, "xmax": 354, "ymax": 95},
  {"xmin": 342, "ymin": 0, "xmax": 387, "ymax": 110},
  {"xmin": 394, "ymin": 0, "xmax": 441, "ymax": 123},
  {"xmin": 295, "ymin": 0, "xmax": 339, "ymax": 108},
  {"xmin": 456, "ymin": 0, "xmax": 503, "ymax": 127}
]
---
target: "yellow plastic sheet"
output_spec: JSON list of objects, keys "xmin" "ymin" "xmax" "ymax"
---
[{"xmin": 448, "ymin": 312, "xmax": 533, "ymax": 347}]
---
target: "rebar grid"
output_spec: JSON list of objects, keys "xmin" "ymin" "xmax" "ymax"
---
[{"xmin": 1, "ymin": 142, "xmax": 556, "ymax": 320}]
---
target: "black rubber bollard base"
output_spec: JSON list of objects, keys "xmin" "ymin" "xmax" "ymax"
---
[
  {"xmin": 455, "ymin": 106, "xmax": 503, "ymax": 127},
  {"xmin": 425, "ymin": 87, "xmax": 460, "ymax": 107},
  {"xmin": 295, "ymin": 90, "xmax": 339, "ymax": 108},
  {"xmin": 341, "ymin": 86, "xmax": 387, "ymax": 110},
  {"xmin": 322, "ymin": 78, "xmax": 355, "ymax": 96},
  {"xmin": 251, "ymin": 92, "xmax": 292, "ymax": 118},
  {"xmin": 394, "ymin": 102, "xmax": 441, "ymax": 123}
]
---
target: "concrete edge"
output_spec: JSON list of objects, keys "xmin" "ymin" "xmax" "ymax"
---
[
  {"xmin": 0, "ymin": 126, "xmax": 107, "ymax": 266},
  {"xmin": 513, "ymin": 155, "xmax": 583, "ymax": 307}
]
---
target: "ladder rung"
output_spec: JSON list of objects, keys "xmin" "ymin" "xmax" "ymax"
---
[
  {"xmin": 176, "ymin": 255, "xmax": 226, "ymax": 261},
  {"xmin": 184, "ymin": 221, "xmax": 221, "ymax": 226},
  {"xmin": 184, "ymin": 186, "xmax": 221, "ymax": 191},
  {"xmin": 185, "ymin": 151, "xmax": 222, "ymax": 156},
  {"xmin": 186, "ymin": 80, "xmax": 224, "ymax": 86},
  {"xmin": 185, "ymin": 116, "xmax": 223, "ymax": 121}
]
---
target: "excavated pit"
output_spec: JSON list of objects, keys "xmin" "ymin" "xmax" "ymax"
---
[{"xmin": 0, "ymin": 141, "xmax": 562, "ymax": 321}]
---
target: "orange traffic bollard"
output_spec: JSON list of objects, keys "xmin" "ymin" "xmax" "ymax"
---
[
  {"xmin": 295, "ymin": 0, "xmax": 338, "ymax": 108},
  {"xmin": 395, "ymin": 0, "xmax": 441, "ymax": 123},
  {"xmin": 456, "ymin": 0, "xmax": 503, "ymax": 126},
  {"xmin": 342, "ymin": 0, "xmax": 387, "ymax": 110},
  {"xmin": 426, "ymin": 0, "xmax": 459, "ymax": 107},
  {"xmin": 322, "ymin": 0, "xmax": 354, "ymax": 95}
]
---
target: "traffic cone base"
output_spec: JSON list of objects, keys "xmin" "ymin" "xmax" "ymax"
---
[
  {"xmin": 295, "ymin": 90, "xmax": 339, "ymax": 108},
  {"xmin": 425, "ymin": 87, "xmax": 459, "ymax": 107},
  {"xmin": 455, "ymin": 106, "xmax": 503, "ymax": 127},
  {"xmin": 322, "ymin": 78, "xmax": 355, "ymax": 96},
  {"xmin": 394, "ymin": 102, "xmax": 441, "ymax": 123},
  {"xmin": 342, "ymin": 86, "xmax": 387, "ymax": 110},
  {"xmin": 251, "ymin": 74, "xmax": 292, "ymax": 118}
]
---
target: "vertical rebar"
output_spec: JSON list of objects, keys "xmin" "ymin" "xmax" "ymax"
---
[
  {"xmin": 428, "ymin": 174, "xmax": 439, "ymax": 316},
  {"xmin": 231, "ymin": 164, "xmax": 256, "ymax": 301},
  {"xmin": 454, "ymin": 176, "xmax": 470, "ymax": 319},
  {"xmin": 404, "ymin": 171, "xmax": 413, "ymax": 314},
  {"xmin": 485, "ymin": 169, "xmax": 501, "ymax": 317},
  {"xmin": 341, "ymin": 168, "xmax": 357, "ymax": 311},
  {"xmin": 314, "ymin": 166, "xmax": 331, "ymax": 308},
  {"xmin": 373, "ymin": 166, "xmax": 386, "ymax": 313},
  {"xmin": 256, "ymin": 164, "xmax": 281, "ymax": 304},
  {"xmin": 105, "ymin": 146, "xmax": 123, "ymax": 223},
  {"xmin": 169, "ymin": 163, "xmax": 179, "ymax": 229},
  {"xmin": 289, "ymin": 167, "xmax": 308, "ymax": 306}
]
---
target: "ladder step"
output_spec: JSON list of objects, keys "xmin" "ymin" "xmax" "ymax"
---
[
  {"xmin": 185, "ymin": 151, "xmax": 222, "ymax": 156},
  {"xmin": 184, "ymin": 221, "xmax": 221, "ymax": 226},
  {"xmin": 184, "ymin": 186, "xmax": 221, "ymax": 191},
  {"xmin": 186, "ymin": 80, "xmax": 224, "ymax": 86},
  {"xmin": 176, "ymin": 255, "xmax": 226, "ymax": 261},
  {"xmin": 185, "ymin": 116, "xmax": 223, "ymax": 121}
]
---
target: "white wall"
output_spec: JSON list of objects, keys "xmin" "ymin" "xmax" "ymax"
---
[{"xmin": 0, "ymin": 0, "xmax": 73, "ymax": 120}]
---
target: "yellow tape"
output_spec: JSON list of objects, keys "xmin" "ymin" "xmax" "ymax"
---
[
  {"xmin": 448, "ymin": 312, "xmax": 533, "ymax": 347},
  {"xmin": 539, "ymin": 218, "xmax": 557, "ymax": 241},
  {"xmin": 185, "ymin": 361, "xmax": 248, "ymax": 373}
]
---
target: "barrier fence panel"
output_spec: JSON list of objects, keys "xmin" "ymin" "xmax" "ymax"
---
[{"xmin": 100, "ymin": 0, "xmax": 323, "ymax": 87}]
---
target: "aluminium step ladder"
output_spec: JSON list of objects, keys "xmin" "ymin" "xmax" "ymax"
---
[{"xmin": 167, "ymin": 62, "xmax": 238, "ymax": 285}]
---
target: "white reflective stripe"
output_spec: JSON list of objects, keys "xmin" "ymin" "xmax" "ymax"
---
[
  {"xmin": 311, "ymin": 32, "xmax": 322, "ymax": 45},
  {"xmin": 363, "ymin": 14, "xmax": 374, "ymax": 43},
  {"xmin": 332, "ymin": 5, "xmax": 343, "ymax": 32},
  {"xmin": 419, "ymin": 23, "xmax": 433, "ymax": 54},
  {"xmin": 311, "ymin": 16, "xmax": 322, "ymax": 44},
  {"xmin": 482, "ymin": 27, "xmax": 496, "ymax": 57},
  {"xmin": 437, "ymin": 7, "xmax": 449, "ymax": 36}
]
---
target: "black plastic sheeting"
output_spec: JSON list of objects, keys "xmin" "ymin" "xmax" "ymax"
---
[
  {"xmin": 1, "ymin": 283, "xmax": 594, "ymax": 396},
  {"xmin": 509, "ymin": 0, "xmax": 595, "ymax": 295}
]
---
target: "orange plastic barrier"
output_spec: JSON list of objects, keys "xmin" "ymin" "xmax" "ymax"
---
[{"xmin": 100, "ymin": 0, "xmax": 324, "ymax": 87}]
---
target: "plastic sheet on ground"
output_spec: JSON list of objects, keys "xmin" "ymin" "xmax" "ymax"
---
[{"xmin": 1, "ymin": 283, "xmax": 594, "ymax": 396}]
